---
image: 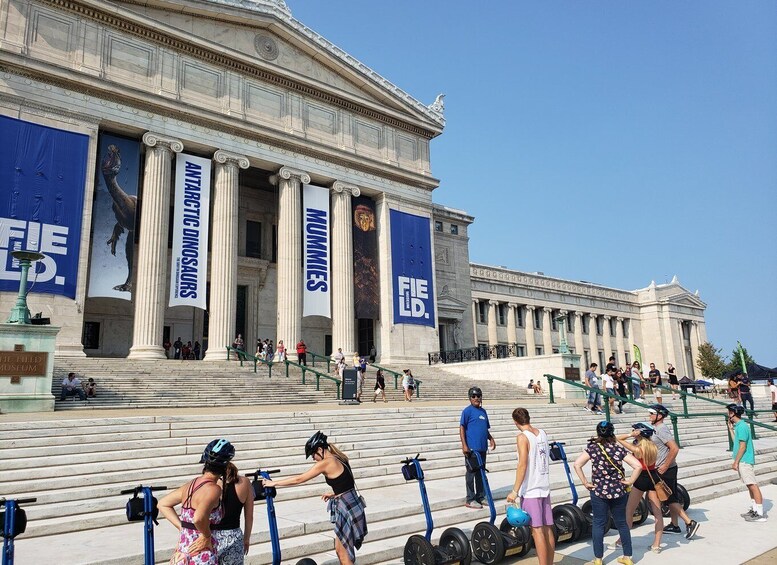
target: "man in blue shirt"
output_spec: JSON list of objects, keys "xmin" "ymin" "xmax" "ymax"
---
[
  {"xmin": 460, "ymin": 386, "xmax": 496, "ymax": 508},
  {"xmin": 728, "ymin": 403, "xmax": 767, "ymax": 522}
]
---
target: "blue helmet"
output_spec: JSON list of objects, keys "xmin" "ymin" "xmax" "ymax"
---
[
  {"xmin": 597, "ymin": 421, "xmax": 615, "ymax": 438},
  {"xmin": 200, "ymin": 439, "xmax": 235, "ymax": 466},
  {"xmin": 506, "ymin": 504, "xmax": 531, "ymax": 527}
]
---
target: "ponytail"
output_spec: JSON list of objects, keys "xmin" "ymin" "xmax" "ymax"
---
[
  {"xmin": 225, "ymin": 462, "xmax": 239, "ymax": 484},
  {"xmin": 328, "ymin": 443, "xmax": 349, "ymax": 463}
]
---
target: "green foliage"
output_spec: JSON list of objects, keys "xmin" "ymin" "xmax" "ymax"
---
[
  {"xmin": 724, "ymin": 344, "xmax": 756, "ymax": 374},
  {"xmin": 696, "ymin": 342, "xmax": 727, "ymax": 380}
]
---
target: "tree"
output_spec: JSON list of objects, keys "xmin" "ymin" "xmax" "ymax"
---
[
  {"xmin": 696, "ymin": 342, "xmax": 726, "ymax": 381},
  {"xmin": 725, "ymin": 343, "xmax": 756, "ymax": 374}
]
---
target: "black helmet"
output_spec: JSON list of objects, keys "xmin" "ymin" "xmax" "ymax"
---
[
  {"xmin": 597, "ymin": 421, "xmax": 615, "ymax": 438},
  {"xmin": 468, "ymin": 386, "xmax": 482, "ymax": 398},
  {"xmin": 727, "ymin": 404, "xmax": 745, "ymax": 417},
  {"xmin": 649, "ymin": 404, "xmax": 669, "ymax": 418},
  {"xmin": 305, "ymin": 431, "xmax": 328, "ymax": 459},
  {"xmin": 632, "ymin": 422, "xmax": 655, "ymax": 438},
  {"xmin": 200, "ymin": 439, "xmax": 235, "ymax": 465}
]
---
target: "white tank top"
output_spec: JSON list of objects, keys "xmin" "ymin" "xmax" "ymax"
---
[{"xmin": 518, "ymin": 428, "xmax": 551, "ymax": 498}]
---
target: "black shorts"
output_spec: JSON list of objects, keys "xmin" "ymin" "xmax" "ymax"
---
[
  {"xmin": 669, "ymin": 376, "xmax": 679, "ymax": 385},
  {"xmin": 658, "ymin": 465, "xmax": 679, "ymax": 505},
  {"xmin": 772, "ymin": 402, "xmax": 777, "ymax": 411},
  {"xmin": 634, "ymin": 468, "xmax": 662, "ymax": 492}
]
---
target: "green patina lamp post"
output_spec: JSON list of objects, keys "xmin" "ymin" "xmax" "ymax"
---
[
  {"xmin": 555, "ymin": 314, "xmax": 570, "ymax": 354},
  {"xmin": 6, "ymin": 250, "xmax": 45, "ymax": 324}
]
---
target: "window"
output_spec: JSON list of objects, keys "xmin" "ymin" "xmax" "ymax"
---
[
  {"xmin": 434, "ymin": 220, "xmax": 443, "ymax": 232},
  {"xmin": 625, "ymin": 352, "xmax": 630, "ymax": 365},
  {"xmin": 584, "ymin": 349, "xmax": 591, "ymax": 367},
  {"xmin": 582, "ymin": 314, "xmax": 589, "ymax": 334},
  {"xmin": 271, "ymin": 225, "xmax": 278, "ymax": 263},
  {"xmin": 477, "ymin": 301, "xmax": 487, "ymax": 323},
  {"xmin": 516, "ymin": 306, "xmax": 524, "ymax": 327},
  {"xmin": 534, "ymin": 311, "xmax": 542, "ymax": 330},
  {"xmin": 596, "ymin": 317, "xmax": 603, "ymax": 335},
  {"xmin": 497, "ymin": 304, "xmax": 506, "ymax": 325},
  {"xmin": 450, "ymin": 224, "xmax": 459, "ymax": 235},
  {"xmin": 246, "ymin": 220, "xmax": 262, "ymax": 258},
  {"xmin": 609, "ymin": 317, "xmax": 616, "ymax": 337},
  {"xmin": 517, "ymin": 345, "xmax": 525, "ymax": 357},
  {"xmin": 623, "ymin": 319, "xmax": 629, "ymax": 338},
  {"xmin": 535, "ymin": 346, "xmax": 544, "ymax": 356},
  {"xmin": 82, "ymin": 322, "xmax": 100, "ymax": 350},
  {"xmin": 682, "ymin": 321, "xmax": 691, "ymax": 340},
  {"xmin": 551, "ymin": 311, "xmax": 557, "ymax": 331},
  {"xmin": 598, "ymin": 351, "xmax": 605, "ymax": 369},
  {"xmin": 567, "ymin": 312, "xmax": 574, "ymax": 333}
]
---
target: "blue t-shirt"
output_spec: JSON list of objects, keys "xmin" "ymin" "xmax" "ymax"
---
[
  {"xmin": 460, "ymin": 405, "xmax": 490, "ymax": 452},
  {"xmin": 734, "ymin": 420, "xmax": 755, "ymax": 465}
]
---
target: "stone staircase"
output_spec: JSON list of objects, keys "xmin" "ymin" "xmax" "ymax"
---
[
  {"xmin": 50, "ymin": 358, "xmax": 536, "ymax": 410},
  {"xmin": 4, "ymin": 402, "xmax": 777, "ymax": 564}
]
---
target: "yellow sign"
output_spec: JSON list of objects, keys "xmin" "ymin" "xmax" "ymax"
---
[{"xmin": 0, "ymin": 350, "xmax": 48, "ymax": 377}]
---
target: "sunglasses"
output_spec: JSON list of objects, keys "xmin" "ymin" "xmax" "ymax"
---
[{"xmin": 470, "ymin": 394, "xmax": 482, "ymax": 398}]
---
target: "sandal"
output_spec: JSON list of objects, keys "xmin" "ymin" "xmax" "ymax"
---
[{"xmin": 650, "ymin": 545, "xmax": 662, "ymax": 554}]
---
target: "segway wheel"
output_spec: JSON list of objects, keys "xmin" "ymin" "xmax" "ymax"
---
[
  {"xmin": 580, "ymin": 500, "xmax": 612, "ymax": 533},
  {"xmin": 439, "ymin": 527, "xmax": 472, "ymax": 565},
  {"xmin": 296, "ymin": 560, "xmax": 318, "ymax": 565},
  {"xmin": 565, "ymin": 503, "xmax": 588, "ymax": 540},
  {"xmin": 404, "ymin": 534, "xmax": 436, "ymax": 565},
  {"xmin": 499, "ymin": 519, "xmax": 533, "ymax": 558},
  {"xmin": 633, "ymin": 497, "xmax": 649, "ymax": 526},
  {"xmin": 471, "ymin": 522, "xmax": 506, "ymax": 564},
  {"xmin": 552, "ymin": 505, "xmax": 581, "ymax": 545},
  {"xmin": 676, "ymin": 483, "xmax": 691, "ymax": 510}
]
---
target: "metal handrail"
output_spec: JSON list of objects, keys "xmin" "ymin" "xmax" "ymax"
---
[
  {"xmin": 307, "ymin": 351, "xmax": 332, "ymax": 372},
  {"xmin": 544, "ymin": 373, "xmax": 776, "ymax": 450},
  {"xmin": 226, "ymin": 346, "xmax": 278, "ymax": 376},
  {"xmin": 285, "ymin": 359, "xmax": 342, "ymax": 400},
  {"xmin": 371, "ymin": 363, "xmax": 423, "ymax": 398}
]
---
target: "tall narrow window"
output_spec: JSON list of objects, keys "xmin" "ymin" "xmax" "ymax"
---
[
  {"xmin": 246, "ymin": 220, "xmax": 262, "ymax": 258},
  {"xmin": 516, "ymin": 306, "xmax": 524, "ymax": 327}
]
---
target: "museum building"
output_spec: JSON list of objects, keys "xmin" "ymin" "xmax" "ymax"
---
[{"xmin": 0, "ymin": 0, "xmax": 707, "ymax": 370}]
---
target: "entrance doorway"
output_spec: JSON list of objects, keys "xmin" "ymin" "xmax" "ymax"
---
[{"xmin": 357, "ymin": 319, "xmax": 374, "ymax": 356}]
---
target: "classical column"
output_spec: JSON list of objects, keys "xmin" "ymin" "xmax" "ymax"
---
[
  {"xmin": 506, "ymin": 303, "xmax": 517, "ymax": 345},
  {"xmin": 203, "ymin": 150, "xmax": 249, "ymax": 361},
  {"xmin": 471, "ymin": 299, "xmax": 479, "ymax": 346},
  {"xmin": 273, "ymin": 166, "xmax": 310, "ymax": 358},
  {"xmin": 588, "ymin": 314, "xmax": 599, "ymax": 367},
  {"xmin": 487, "ymin": 300, "xmax": 499, "ymax": 347},
  {"xmin": 331, "ymin": 181, "xmax": 359, "ymax": 356},
  {"xmin": 689, "ymin": 321, "xmax": 701, "ymax": 378},
  {"xmin": 128, "ymin": 132, "xmax": 183, "ymax": 359},
  {"xmin": 542, "ymin": 307, "xmax": 553, "ymax": 354},
  {"xmin": 602, "ymin": 315, "xmax": 613, "ymax": 363},
  {"xmin": 574, "ymin": 311, "xmax": 585, "ymax": 376},
  {"xmin": 616, "ymin": 317, "xmax": 626, "ymax": 368},
  {"xmin": 677, "ymin": 320, "xmax": 688, "ymax": 377},
  {"xmin": 525, "ymin": 306, "xmax": 536, "ymax": 356}
]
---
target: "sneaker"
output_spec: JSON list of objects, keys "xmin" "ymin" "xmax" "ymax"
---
[
  {"xmin": 685, "ymin": 519, "xmax": 700, "ymax": 539},
  {"xmin": 650, "ymin": 545, "xmax": 662, "ymax": 554},
  {"xmin": 744, "ymin": 513, "xmax": 767, "ymax": 522},
  {"xmin": 662, "ymin": 524, "xmax": 682, "ymax": 534},
  {"xmin": 741, "ymin": 509, "xmax": 757, "ymax": 518},
  {"xmin": 595, "ymin": 411, "xmax": 605, "ymax": 415},
  {"xmin": 465, "ymin": 501, "xmax": 482, "ymax": 509},
  {"xmin": 617, "ymin": 558, "xmax": 633, "ymax": 565},
  {"xmin": 477, "ymin": 498, "xmax": 488, "ymax": 507}
]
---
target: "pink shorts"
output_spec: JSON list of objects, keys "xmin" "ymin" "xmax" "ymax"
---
[{"xmin": 520, "ymin": 495, "xmax": 553, "ymax": 527}]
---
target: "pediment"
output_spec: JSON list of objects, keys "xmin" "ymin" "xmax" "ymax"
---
[
  {"xmin": 437, "ymin": 285, "xmax": 467, "ymax": 314},
  {"xmin": 663, "ymin": 291, "xmax": 706, "ymax": 309},
  {"xmin": 118, "ymin": 0, "xmax": 444, "ymax": 133}
]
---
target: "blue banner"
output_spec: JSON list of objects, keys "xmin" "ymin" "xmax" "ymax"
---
[
  {"xmin": 0, "ymin": 115, "xmax": 89, "ymax": 299},
  {"xmin": 390, "ymin": 209, "xmax": 435, "ymax": 327}
]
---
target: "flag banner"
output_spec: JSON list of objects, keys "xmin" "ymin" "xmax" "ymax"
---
[
  {"xmin": 303, "ymin": 183, "xmax": 330, "ymax": 318},
  {"xmin": 633, "ymin": 344, "xmax": 643, "ymax": 368},
  {"xmin": 390, "ymin": 209, "xmax": 435, "ymax": 327},
  {"xmin": 737, "ymin": 341, "xmax": 747, "ymax": 374},
  {"xmin": 0, "ymin": 116, "xmax": 89, "ymax": 299},
  {"xmin": 169, "ymin": 153, "xmax": 211, "ymax": 309},
  {"xmin": 87, "ymin": 133, "xmax": 141, "ymax": 299},
  {"xmin": 352, "ymin": 196, "xmax": 379, "ymax": 319}
]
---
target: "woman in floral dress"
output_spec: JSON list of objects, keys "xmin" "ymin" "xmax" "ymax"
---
[
  {"xmin": 573, "ymin": 421, "xmax": 641, "ymax": 565},
  {"xmin": 159, "ymin": 439, "xmax": 235, "ymax": 564}
]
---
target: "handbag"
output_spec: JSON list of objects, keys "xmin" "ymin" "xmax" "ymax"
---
[
  {"xmin": 645, "ymin": 464, "xmax": 672, "ymax": 502},
  {"xmin": 596, "ymin": 443, "xmax": 631, "ymax": 493}
]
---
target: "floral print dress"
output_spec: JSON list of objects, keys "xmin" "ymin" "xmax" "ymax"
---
[{"xmin": 170, "ymin": 479, "xmax": 224, "ymax": 565}]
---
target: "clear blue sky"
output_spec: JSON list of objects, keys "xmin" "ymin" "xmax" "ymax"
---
[{"xmin": 291, "ymin": 1, "xmax": 777, "ymax": 365}]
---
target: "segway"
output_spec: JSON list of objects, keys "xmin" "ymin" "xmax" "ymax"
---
[
  {"xmin": 2, "ymin": 497, "xmax": 36, "ymax": 565},
  {"xmin": 661, "ymin": 483, "xmax": 690, "ymax": 517},
  {"xmin": 247, "ymin": 469, "xmax": 316, "ymax": 565},
  {"xmin": 121, "ymin": 484, "xmax": 167, "ymax": 565},
  {"xmin": 401, "ymin": 455, "xmax": 472, "ymax": 565},
  {"xmin": 547, "ymin": 442, "xmax": 588, "ymax": 544},
  {"xmin": 468, "ymin": 451, "xmax": 532, "ymax": 564}
]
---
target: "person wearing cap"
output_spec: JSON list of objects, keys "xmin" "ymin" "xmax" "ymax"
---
[
  {"xmin": 728, "ymin": 404, "xmax": 767, "ymax": 522},
  {"xmin": 646, "ymin": 404, "xmax": 700, "ymax": 539},
  {"xmin": 159, "ymin": 439, "xmax": 232, "ymax": 564},
  {"xmin": 573, "ymin": 421, "xmax": 641, "ymax": 565},
  {"xmin": 263, "ymin": 432, "xmax": 367, "ymax": 564},
  {"xmin": 460, "ymin": 386, "xmax": 495, "ymax": 509}
]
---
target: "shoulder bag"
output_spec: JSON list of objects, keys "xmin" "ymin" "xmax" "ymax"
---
[
  {"xmin": 596, "ymin": 443, "xmax": 631, "ymax": 493},
  {"xmin": 645, "ymin": 462, "xmax": 672, "ymax": 502}
]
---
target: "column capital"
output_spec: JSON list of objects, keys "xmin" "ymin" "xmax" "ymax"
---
[
  {"xmin": 142, "ymin": 131, "xmax": 183, "ymax": 153},
  {"xmin": 472, "ymin": 298, "xmax": 480, "ymax": 304},
  {"xmin": 559, "ymin": 309, "xmax": 568, "ymax": 315},
  {"xmin": 542, "ymin": 306, "xmax": 553, "ymax": 313},
  {"xmin": 213, "ymin": 149, "xmax": 249, "ymax": 169},
  {"xmin": 616, "ymin": 316, "xmax": 624, "ymax": 322},
  {"xmin": 691, "ymin": 320, "xmax": 698, "ymax": 326},
  {"xmin": 507, "ymin": 302, "xmax": 517, "ymax": 309},
  {"xmin": 488, "ymin": 299, "xmax": 500, "ymax": 306},
  {"xmin": 277, "ymin": 166, "xmax": 311, "ymax": 184},
  {"xmin": 526, "ymin": 305, "xmax": 536, "ymax": 311},
  {"xmin": 331, "ymin": 180, "xmax": 361, "ymax": 197},
  {"xmin": 589, "ymin": 313, "xmax": 598, "ymax": 319},
  {"xmin": 574, "ymin": 311, "xmax": 584, "ymax": 318},
  {"xmin": 603, "ymin": 315, "xmax": 612, "ymax": 320}
]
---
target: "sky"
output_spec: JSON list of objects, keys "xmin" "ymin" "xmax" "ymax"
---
[{"xmin": 290, "ymin": 1, "xmax": 777, "ymax": 365}]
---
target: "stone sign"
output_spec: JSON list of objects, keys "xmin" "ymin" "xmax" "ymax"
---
[
  {"xmin": 564, "ymin": 366, "xmax": 580, "ymax": 381},
  {"xmin": 0, "ymin": 350, "xmax": 48, "ymax": 381}
]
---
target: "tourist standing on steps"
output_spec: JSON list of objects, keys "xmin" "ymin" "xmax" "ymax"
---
[
  {"xmin": 372, "ymin": 368, "xmax": 387, "ymax": 402},
  {"xmin": 648, "ymin": 363, "xmax": 663, "ymax": 404},
  {"xmin": 573, "ymin": 421, "xmax": 641, "ymax": 565},
  {"xmin": 460, "ymin": 386, "xmax": 495, "ymax": 509},
  {"xmin": 584, "ymin": 363, "xmax": 602, "ymax": 414},
  {"xmin": 296, "ymin": 339, "xmax": 307, "ymax": 366},
  {"xmin": 737, "ymin": 372, "xmax": 755, "ymax": 414},
  {"xmin": 647, "ymin": 404, "xmax": 700, "ymax": 539},
  {"xmin": 262, "ymin": 432, "xmax": 367, "ymax": 565},
  {"xmin": 728, "ymin": 404, "xmax": 768, "ymax": 522},
  {"xmin": 174, "ymin": 337, "xmax": 183, "ymax": 360},
  {"xmin": 667, "ymin": 363, "xmax": 679, "ymax": 400},
  {"xmin": 506, "ymin": 407, "xmax": 554, "ymax": 565},
  {"xmin": 630, "ymin": 361, "xmax": 644, "ymax": 401},
  {"xmin": 159, "ymin": 439, "xmax": 230, "ymax": 564},
  {"xmin": 402, "ymin": 369, "xmax": 416, "ymax": 401}
]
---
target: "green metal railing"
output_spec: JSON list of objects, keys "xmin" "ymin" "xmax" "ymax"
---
[
  {"xmin": 307, "ymin": 351, "xmax": 332, "ymax": 372},
  {"xmin": 371, "ymin": 363, "xmax": 423, "ymax": 398},
  {"xmin": 544, "ymin": 374, "xmax": 777, "ymax": 450},
  {"xmin": 286, "ymin": 358, "xmax": 342, "ymax": 400},
  {"xmin": 226, "ymin": 346, "xmax": 279, "ymax": 376}
]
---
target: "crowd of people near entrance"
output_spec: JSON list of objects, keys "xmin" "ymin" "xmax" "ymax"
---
[{"xmin": 164, "ymin": 337, "xmax": 202, "ymax": 360}]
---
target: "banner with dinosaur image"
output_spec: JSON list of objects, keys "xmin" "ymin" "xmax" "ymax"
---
[{"xmin": 86, "ymin": 133, "xmax": 141, "ymax": 300}]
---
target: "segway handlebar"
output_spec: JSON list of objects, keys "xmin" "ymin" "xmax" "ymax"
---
[
  {"xmin": 120, "ymin": 485, "xmax": 167, "ymax": 495},
  {"xmin": 400, "ymin": 453, "xmax": 425, "ymax": 464},
  {"xmin": 0, "ymin": 497, "xmax": 37, "ymax": 504},
  {"xmin": 245, "ymin": 469, "xmax": 280, "ymax": 479}
]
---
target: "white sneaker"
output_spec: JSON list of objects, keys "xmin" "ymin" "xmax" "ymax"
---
[
  {"xmin": 741, "ymin": 509, "xmax": 756, "ymax": 518},
  {"xmin": 744, "ymin": 513, "xmax": 767, "ymax": 522}
]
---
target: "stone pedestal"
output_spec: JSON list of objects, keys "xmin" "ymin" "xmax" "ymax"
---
[{"xmin": 0, "ymin": 324, "xmax": 59, "ymax": 412}]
